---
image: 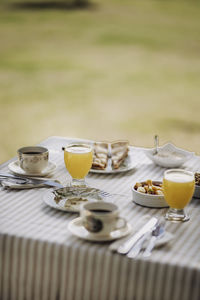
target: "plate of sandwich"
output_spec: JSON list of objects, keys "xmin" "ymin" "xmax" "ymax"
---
[{"xmin": 90, "ymin": 140, "xmax": 135, "ymax": 174}]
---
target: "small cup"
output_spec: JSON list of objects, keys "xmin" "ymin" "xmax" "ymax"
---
[
  {"xmin": 80, "ymin": 201, "xmax": 127, "ymax": 236},
  {"xmin": 17, "ymin": 146, "xmax": 49, "ymax": 174}
]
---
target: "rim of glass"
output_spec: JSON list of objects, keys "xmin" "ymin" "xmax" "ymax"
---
[
  {"xmin": 64, "ymin": 143, "xmax": 92, "ymax": 150},
  {"xmin": 164, "ymin": 168, "xmax": 194, "ymax": 178}
]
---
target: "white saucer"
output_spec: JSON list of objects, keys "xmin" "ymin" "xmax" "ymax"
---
[
  {"xmin": 8, "ymin": 160, "xmax": 56, "ymax": 177},
  {"xmin": 68, "ymin": 217, "xmax": 132, "ymax": 242}
]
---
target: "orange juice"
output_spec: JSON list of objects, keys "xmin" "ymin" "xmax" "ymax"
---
[
  {"xmin": 64, "ymin": 144, "xmax": 93, "ymax": 179},
  {"xmin": 163, "ymin": 171, "xmax": 194, "ymax": 209}
]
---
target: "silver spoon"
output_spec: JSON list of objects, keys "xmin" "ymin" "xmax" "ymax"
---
[{"xmin": 153, "ymin": 135, "xmax": 159, "ymax": 155}]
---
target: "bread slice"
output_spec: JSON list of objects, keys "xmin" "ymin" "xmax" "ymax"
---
[
  {"xmin": 111, "ymin": 141, "xmax": 129, "ymax": 169},
  {"xmin": 92, "ymin": 142, "xmax": 109, "ymax": 170}
]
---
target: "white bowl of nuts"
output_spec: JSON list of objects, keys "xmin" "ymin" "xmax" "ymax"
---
[
  {"xmin": 132, "ymin": 180, "xmax": 169, "ymax": 208},
  {"xmin": 194, "ymin": 173, "xmax": 200, "ymax": 198}
]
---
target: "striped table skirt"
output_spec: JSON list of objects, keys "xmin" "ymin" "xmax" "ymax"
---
[{"xmin": 0, "ymin": 136, "xmax": 200, "ymax": 300}]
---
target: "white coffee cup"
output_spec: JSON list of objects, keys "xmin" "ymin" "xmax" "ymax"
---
[
  {"xmin": 17, "ymin": 146, "xmax": 49, "ymax": 174},
  {"xmin": 80, "ymin": 201, "xmax": 127, "ymax": 236}
]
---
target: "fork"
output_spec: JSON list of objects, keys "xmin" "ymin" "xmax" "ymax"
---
[{"xmin": 98, "ymin": 190, "xmax": 129, "ymax": 198}]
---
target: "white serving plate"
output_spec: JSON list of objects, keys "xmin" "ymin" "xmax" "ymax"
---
[
  {"xmin": 132, "ymin": 181, "xmax": 168, "ymax": 208},
  {"xmin": 143, "ymin": 143, "xmax": 195, "ymax": 168}
]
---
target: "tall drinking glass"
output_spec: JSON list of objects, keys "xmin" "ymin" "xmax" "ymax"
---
[
  {"xmin": 64, "ymin": 143, "xmax": 93, "ymax": 187},
  {"xmin": 163, "ymin": 169, "xmax": 195, "ymax": 222}
]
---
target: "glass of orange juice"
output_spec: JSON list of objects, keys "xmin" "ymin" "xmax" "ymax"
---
[
  {"xmin": 163, "ymin": 169, "xmax": 195, "ymax": 222},
  {"xmin": 64, "ymin": 143, "xmax": 93, "ymax": 187}
]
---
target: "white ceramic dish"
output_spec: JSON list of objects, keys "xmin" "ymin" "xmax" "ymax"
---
[
  {"xmin": 8, "ymin": 160, "xmax": 56, "ymax": 177},
  {"xmin": 144, "ymin": 143, "xmax": 195, "ymax": 168},
  {"xmin": 193, "ymin": 185, "xmax": 200, "ymax": 198},
  {"xmin": 43, "ymin": 187, "xmax": 105, "ymax": 213},
  {"xmin": 132, "ymin": 181, "xmax": 168, "ymax": 208},
  {"xmin": 90, "ymin": 148, "xmax": 135, "ymax": 174},
  {"xmin": 68, "ymin": 217, "xmax": 132, "ymax": 241}
]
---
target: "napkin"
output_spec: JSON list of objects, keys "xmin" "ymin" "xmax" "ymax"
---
[{"xmin": 109, "ymin": 216, "xmax": 174, "ymax": 252}]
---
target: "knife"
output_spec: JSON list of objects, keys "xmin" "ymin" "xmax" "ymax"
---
[
  {"xmin": 117, "ymin": 217, "xmax": 158, "ymax": 255},
  {"xmin": 0, "ymin": 172, "xmax": 63, "ymax": 189},
  {"xmin": 0, "ymin": 172, "xmax": 30, "ymax": 181}
]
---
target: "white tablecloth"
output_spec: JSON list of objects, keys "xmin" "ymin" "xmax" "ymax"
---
[{"xmin": 0, "ymin": 136, "xmax": 200, "ymax": 300}]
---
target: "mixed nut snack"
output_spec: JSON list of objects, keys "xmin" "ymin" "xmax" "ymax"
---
[
  {"xmin": 134, "ymin": 180, "xmax": 164, "ymax": 195},
  {"xmin": 195, "ymin": 173, "xmax": 200, "ymax": 186}
]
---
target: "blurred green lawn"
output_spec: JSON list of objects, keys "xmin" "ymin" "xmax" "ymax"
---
[{"xmin": 0, "ymin": 0, "xmax": 200, "ymax": 163}]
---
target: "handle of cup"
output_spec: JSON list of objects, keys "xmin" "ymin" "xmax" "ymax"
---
[
  {"xmin": 19, "ymin": 158, "xmax": 24, "ymax": 169},
  {"xmin": 115, "ymin": 217, "xmax": 127, "ymax": 230}
]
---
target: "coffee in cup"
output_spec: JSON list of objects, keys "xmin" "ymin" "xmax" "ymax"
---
[
  {"xmin": 80, "ymin": 201, "xmax": 127, "ymax": 236},
  {"xmin": 17, "ymin": 146, "xmax": 49, "ymax": 174}
]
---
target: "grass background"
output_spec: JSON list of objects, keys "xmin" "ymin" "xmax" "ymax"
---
[{"xmin": 0, "ymin": 0, "xmax": 200, "ymax": 163}]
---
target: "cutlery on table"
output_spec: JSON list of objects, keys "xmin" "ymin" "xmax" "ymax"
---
[
  {"xmin": 153, "ymin": 135, "xmax": 159, "ymax": 155},
  {"xmin": 0, "ymin": 172, "xmax": 63, "ymax": 189},
  {"xmin": 143, "ymin": 221, "xmax": 165, "ymax": 257},
  {"xmin": 117, "ymin": 217, "xmax": 158, "ymax": 255},
  {"xmin": 98, "ymin": 190, "xmax": 129, "ymax": 198},
  {"xmin": 127, "ymin": 232, "xmax": 150, "ymax": 258}
]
